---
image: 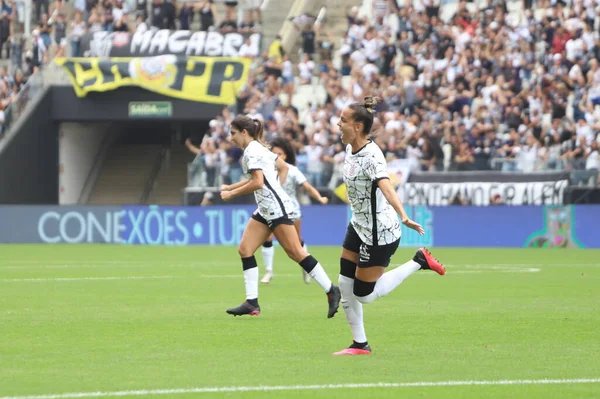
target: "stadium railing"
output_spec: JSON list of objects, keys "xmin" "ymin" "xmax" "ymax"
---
[{"xmin": 1, "ymin": 72, "xmax": 45, "ymax": 140}]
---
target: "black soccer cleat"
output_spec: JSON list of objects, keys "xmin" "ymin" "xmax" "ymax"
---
[
  {"xmin": 226, "ymin": 301, "xmax": 261, "ymax": 316},
  {"xmin": 327, "ymin": 285, "xmax": 341, "ymax": 318},
  {"xmin": 413, "ymin": 247, "xmax": 446, "ymax": 275}
]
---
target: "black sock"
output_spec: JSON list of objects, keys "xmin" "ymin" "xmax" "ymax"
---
[
  {"xmin": 299, "ymin": 255, "xmax": 317, "ymax": 273},
  {"xmin": 350, "ymin": 340, "xmax": 368, "ymax": 349}
]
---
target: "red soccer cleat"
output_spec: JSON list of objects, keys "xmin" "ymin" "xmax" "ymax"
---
[{"xmin": 414, "ymin": 248, "xmax": 446, "ymax": 275}]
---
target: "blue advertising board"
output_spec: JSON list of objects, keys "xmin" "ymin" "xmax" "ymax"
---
[{"xmin": 0, "ymin": 205, "xmax": 598, "ymax": 248}]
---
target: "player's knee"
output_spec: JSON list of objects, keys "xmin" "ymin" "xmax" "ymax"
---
[
  {"xmin": 238, "ymin": 244, "xmax": 254, "ymax": 258},
  {"xmin": 282, "ymin": 243, "xmax": 306, "ymax": 262},
  {"xmin": 284, "ymin": 248, "xmax": 305, "ymax": 263},
  {"xmin": 354, "ymin": 278, "xmax": 376, "ymax": 304}
]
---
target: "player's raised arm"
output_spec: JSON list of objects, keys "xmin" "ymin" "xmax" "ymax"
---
[
  {"xmin": 376, "ymin": 178, "xmax": 424, "ymax": 235},
  {"xmin": 221, "ymin": 179, "xmax": 249, "ymax": 192},
  {"xmin": 222, "ymin": 170, "xmax": 264, "ymax": 201},
  {"xmin": 301, "ymin": 181, "xmax": 329, "ymax": 204}
]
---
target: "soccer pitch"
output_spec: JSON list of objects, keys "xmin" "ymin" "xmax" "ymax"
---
[{"xmin": 1, "ymin": 245, "xmax": 599, "ymax": 399}]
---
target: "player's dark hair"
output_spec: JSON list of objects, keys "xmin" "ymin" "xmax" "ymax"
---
[
  {"xmin": 348, "ymin": 96, "xmax": 382, "ymax": 135},
  {"xmin": 231, "ymin": 115, "xmax": 265, "ymax": 143},
  {"xmin": 270, "ymin": 137, "xmax": 296, "ymax": 165}
]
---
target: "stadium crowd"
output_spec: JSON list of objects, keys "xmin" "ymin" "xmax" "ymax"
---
[
  {"xmin": 189, "ymin": 0, "xmax": 600, "ymax": 190},
  {"xmin": 0, "ymin": 0, "xmax": 262, "ymax": 137}
]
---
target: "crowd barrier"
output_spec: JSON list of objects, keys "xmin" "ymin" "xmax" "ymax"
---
[{"xmin": 0, "ymin": 205, "xmax": 598, "ymax": 248}]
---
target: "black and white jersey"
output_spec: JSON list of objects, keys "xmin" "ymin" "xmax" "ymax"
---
[
  {"xmin": 242, "ymin": 140, "xmax": 295, "ymax": 220},
  {"xmin": 280, "ymin": 163, "xmax": 307, "ymax": 220},
  {"xmin": 343, "ymin": 142, "xmax": 401, "ymax": 246}
]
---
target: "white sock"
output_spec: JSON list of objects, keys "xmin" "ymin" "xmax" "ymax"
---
[
  {"xmin": 302, "ymin": 242, "xmax": 308, "ymax": 252},
  {"xmin": 262, "ymin": 245, "xmax": 274, "ymax": 272},
  {"xmin": 339, "ymin": 275, "xmax": 367, "ymax": 343},
  {"xmin": 356, "ymin": 260, "xmax": 420, "ymax": 304},
  {"xmin": 243, "ymin": 267, "xmax": 259, "ymax": 300},
  {"xmin": 309, "ymin": 262, "xmax": 333, "ymax": 292}
]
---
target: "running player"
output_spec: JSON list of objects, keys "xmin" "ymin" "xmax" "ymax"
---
[
  {"xmin": 334, "ymin": 97, "xmax": 446, "ymax": 355},
  {"xmin": 220, "ymin": 115, "xmax": 341, "ymax": 318},
  {"xmin": 260, "ymin": 137, "xmax": 329, "ymax": 285}
]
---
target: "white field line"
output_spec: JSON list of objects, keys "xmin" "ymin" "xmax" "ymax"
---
[
  {"xmin": 0, "ymin": 262, "xmax": 241, "ymax": 269},
  {"xmin": 1, "ymin": 261, "xmax": 600, "ymax": 270},
  {"xmin": 0, "ymin": 276, "xmax": 182, "ymax": 282},
  {"xmin": 1, "ymin": 378, "xmax": 599, "ymax": 399},
  {"xmin": 0, "ymin": 262, "xmax": 574, "ymax": 271},
  {"xmin": 0, "ymin": 268, "xmax": 542, "ymax": 283}
]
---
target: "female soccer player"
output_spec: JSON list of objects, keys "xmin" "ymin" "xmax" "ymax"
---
[
  {"xmin": 334, "ymin": 97, "xmax": 446, "ymax": 355},
  {"xmin": 260, "ymin": 137, "xmax": 329, "ymax": 285},
  {"xmin": 220, "ymin": 115, "xmax": 341, "ymax": 318}
]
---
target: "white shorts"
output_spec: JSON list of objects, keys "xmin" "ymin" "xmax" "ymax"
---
[
  {"xmin": 246, "ymin": 0, "xmax": 262, "ymax": 9},
  {"xmin": 288, "ymin": 209, "xmax": 302, "ymax": 222}
]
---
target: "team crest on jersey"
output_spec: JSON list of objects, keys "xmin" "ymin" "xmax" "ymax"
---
[{"xmin": 346, "ymin": 161, "xmax": 358, "ymax": 178}]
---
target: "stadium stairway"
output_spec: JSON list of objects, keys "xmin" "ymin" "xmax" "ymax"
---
[
  {"xmin": 87, "ymin": 143, "xmax": 164, "ymax": 205},
  {"xmin": 281, "ymin": 0, "xmax": 361, "ymax": 113},
  {"xmin": 147, "ymin": 143, "xmax": 192, "ymax": 205},
  {"xmin": 260, "ymin": 0, "xmax": 297, "ymax": 49}
]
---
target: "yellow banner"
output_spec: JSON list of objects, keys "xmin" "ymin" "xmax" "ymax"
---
[
  {"xmin": 334, "ymin": 183, "xmax": 348, "ymax": 203},
  {"xmin": 55, "ymin": 55, "xmax": 251, "ymax": 105}
]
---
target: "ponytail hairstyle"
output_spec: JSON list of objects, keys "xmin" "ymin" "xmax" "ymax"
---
[
  {"xmin": 270, "ymin": 137, "xmax": 296, "ymax": 165},
  {"xmin": 347, "ymin": 96, "xmax": 383, "ymax": 135},
  {"xmin": 231, "ymin": 115, "xmax": 266, "ymax": 144}
]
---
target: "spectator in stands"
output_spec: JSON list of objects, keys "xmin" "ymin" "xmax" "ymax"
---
[
  {"xmin": 301, "ymin": 25, "xmax": 316, "ymax": 57},
  {"xmin": 70, "ymin": 11, "xmax": 85, "ymax": 57},
  {"xmin": 151, "ymin": 0, "xmax": 165, "ymax": 29},
  {"xmin": 219, "ymin": 13, "xmax": 237, "ymax": 33},
  {"xmin": 238, "ymin": 12, "xmax": 256, "ymax": 33},
  {"xmin": 239, "ymin": 37, "xmax": 258, "ymax": 58},
  {"xmin": 38, "ymin": 14, "xmax": 52, "ymax": 49},
  {"xmin": 28, "ymin": 29, "xmax": 46, "ymax": 74},
  {"xmin": 224, "ymin": 0, "xmax": 237, "ymax": 21},
  {"xmin": 246, "ymin": 0, "xmax": 262, "ymax": 24},
  {"xmin": 197, "ymin": 0, "xmax": 218, "ymax": 31},
  {"xmin": 101, "ymin": 0, "xmax": 114, "ymax": 31},
  {"xmin": 34, "ymin": 0, "xmax": 49, "ymax": 24},
  {"xmin": 297, "ymin": 53, "xmax": 314, "ymax": 85},
  {"xmin": 135, "ymin": 14, "xmax": 148, "ymax": 32},
  {"xmin": 304, "ymin": 135, "xmax": 324, "ymax": 187},
  {"xmin": 53, "ymin": 13, "xmax": 67, "ymax": 57},
  {"xmin": 0, "ymin": 10, "xmax": 9, "ymax": 60}
]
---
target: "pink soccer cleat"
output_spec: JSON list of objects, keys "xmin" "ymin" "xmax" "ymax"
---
[{"xmin": 333, "ymin": 343, "xmax": 372, "ymax": 356}]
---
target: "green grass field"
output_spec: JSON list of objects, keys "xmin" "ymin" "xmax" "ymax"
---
[{"xmin": 1, "ymin": 245, "xmax": 599, "ymax": 399}]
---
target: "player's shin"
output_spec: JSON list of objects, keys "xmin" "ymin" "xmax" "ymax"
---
[
  {"xmin": 299, "ymin": 255, "xmax": 332, "ymax": 292},
  {"xmin": 242, "ymin": 256, "xmax": 259, "ymax": 303},
  {"xmin": 354, "ymin": 260, "xmax": 420, "ymax": 304},
  {"xmin": 261, "ymin": 240, "xmax": 274, "ymax": 272},
  {"xmin": 339, "ymin": 259, "xmax": 367, "ymax": 343}
]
